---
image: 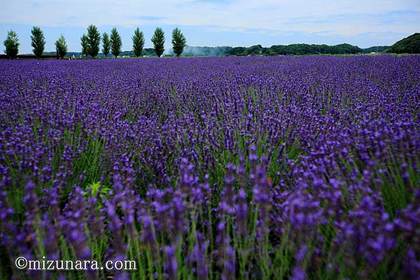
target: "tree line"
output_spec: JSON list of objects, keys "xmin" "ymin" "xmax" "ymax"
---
[
  {"xmin": 3, "ymin": 25, "xmax": 186, "ymax": 59},
  {"xmin": 227, "ymin": 43, "xmax": 364, "ymax": 56}
]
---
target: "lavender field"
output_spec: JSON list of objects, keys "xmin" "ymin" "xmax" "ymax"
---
[{"xmin": 0, "ymin": 56, "xmax": 419, "ymax": 279}]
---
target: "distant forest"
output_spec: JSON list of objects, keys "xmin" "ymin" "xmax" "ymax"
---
[
  {"xmin": 203, "ymin": 33, "xmax": 419, "ymax": 56},
  {"xmin": 226, "ymin": 44, "xmax": 389, "ymax": 56},
  {"xmin": 49, "ymin": 44, "xmax": 390, "ymax": 58}
]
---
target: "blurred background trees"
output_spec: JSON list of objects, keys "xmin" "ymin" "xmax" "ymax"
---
[
  {"xmin": 81, "ymin": 34, "xmax": 89, "ymax": 57},
  {"xmin": 110, "ymin": 28, "xmax": 122, "ymax": 58},
  {"xmin": 31, "ymin": 26, "xmax": 45, "ymax": 58},
  {"xmin": 151, "ymin": 27, "xmax": 165, "ymax": 57},
  {"xmin": 55, "ymin": 35, "xmax": 67, "ymax": 59},
  {"xmin": 102, "ymin": 32, "xmax": 110, "ymax": 57},
  {"xmin": 86, "ymin": 25, "xmax": 100, "ymax": 58},
  {"xmin": 132, "ymin": 28, "xmax": 144, "ymax": 57},
  {"xmin": 3, "ymin": 30, "xmax": 19, "ymax": 58},
  {"xmin": 172, "ymin": 28, "xmax": 186, "ymax": 57}
]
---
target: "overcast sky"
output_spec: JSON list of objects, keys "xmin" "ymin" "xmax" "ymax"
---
[{"xmin": 1, "ymin": 0, "xmax": 419, "ymax": 53}]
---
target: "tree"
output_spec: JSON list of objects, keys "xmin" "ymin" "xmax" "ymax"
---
[
  {"xmin": 110, "ymin": 28, "xmax": 122, "ymax": 58},
  {"xmin": 81, "ymin": 34, "xmax": 89, "ymax": 57},
  {"xmin": 86, "ymin": 25, "xmax": 100, "ymax": 57},
  {"xmin": 388, "ymin": 33, "xmax": 420, "ymax": 54},
  {"xmin": 102, "ymin": 32, "xmax": 110, "ymax": 57},
  {"xmin": 55, "ymin": 35, "xmax": 67, "ymax": 59},
  {"xmin": 132, "ymin": 27, "xmax": 144, "ymax": 57},
  {"xmin": 31, "ymin": 26, "xmax": 45, "ymax": 58},
  {"xmin": 172, "ymin": 28, "xmax": 186, "ymax": 57},
  {"xmin": 151, "ymin": 27, "xmax": 165, "ymax": 57},
  {"xmin": 3, "ymin": 31, "xmax": 19, "ymax": 58}
]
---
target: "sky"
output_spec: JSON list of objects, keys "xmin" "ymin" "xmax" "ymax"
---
[{"xmin": 0, "ymin": 0, "xmax": 419, "ymax": 53}]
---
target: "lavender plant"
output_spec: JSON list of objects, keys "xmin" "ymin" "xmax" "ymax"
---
[{"xmin": 0, "ymin": 55, "xmax": 419, "ymax": 279}]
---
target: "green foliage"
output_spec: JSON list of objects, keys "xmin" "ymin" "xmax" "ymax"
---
[
  {"xmin": 388, "ymin": 33, "xmax": 420, "ymax": 54},
  {"xmin": 110, "ymin": 27, "xmax": 122, "ymax": 57},
  {"xmin": 151, "ymin": 27, "xmax": 165, "ymax": 57},
  {"xmin": 71, "ymin": 136, "xmax": 104, "ymax": 189},
  {"xmin": 378, "ymin": 158, "xmax": 418, "ymax": 217},
  {"xmin": 55, "ymin": 35, "xmax": 67, "ymax": 59},
  {"xmin": 31, "ymin": 26, "xmax": 45, "ymax": 58},
  {"xmin": 86, "ymin": 25, "xmax": 101, "ymax": 57},
  {"xmin": 132, "ymin": 27, "xmax": 144, "ymax": 57},
  {"xmin": 102, "ymin": 32, "xmax": 110, "ymax": 57},
  {"xmin": 3, "ymin": 30, "xmax": 19, "ymax": 58},
  {"xmin": 172, "ymin": 28, "xmax": 186, "ymax": 57},
  {"xmin": 80, "ymin": 34, "xmax": 89, "ymax": 56},
  {"xmin": 87, "ymin": 181, "xmax": 110, "ymax": 198}
]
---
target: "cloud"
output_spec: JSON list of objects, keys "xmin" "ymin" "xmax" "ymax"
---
[
  {"xmin": 190, "ymin": 0, "xmax": 233, "ymax": 4},
  {"xmin": 286, "ymin": 10, "xmax": 420, "ymax": 25},
  {"xmin": 1, "ymin": 0, "xmax": 419, "ymax": 32},
  {"xmin": 135, "ymin": 16, "xmax": 167, "ymax": 21},
  {"xmin": 0, "ymin": 0, "xmax": 419, "ymax": 50}
]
